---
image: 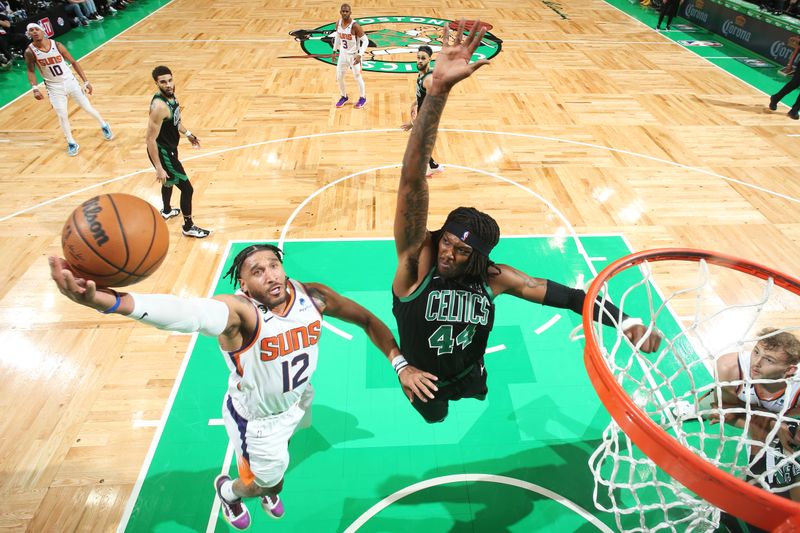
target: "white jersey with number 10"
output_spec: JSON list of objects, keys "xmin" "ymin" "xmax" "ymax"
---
[{"xmin": 29, "ymin": 40, "xmax": 76, "ymax": 86}]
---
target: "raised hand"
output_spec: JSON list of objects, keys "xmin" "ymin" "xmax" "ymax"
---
[{"xmin": 429, "ymin": 20, "xmax": 490, "ymax": 94}]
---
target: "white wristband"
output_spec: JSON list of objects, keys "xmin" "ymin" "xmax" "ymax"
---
[
  {"xmin": 184, "ymin": 130, "xmax": 193, "ymax": 138},
  {"xmin": 620, "ymin": 317, "xmax": 644, "ymax": 331},
  {"xmin": 391, "ymin": 354, "xmax": 409, "ymax": 376}
]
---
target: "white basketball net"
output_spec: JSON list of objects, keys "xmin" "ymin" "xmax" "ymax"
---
[{"xmin": 586, "ymin": 257, "xmax": 800, "ymax": 532}]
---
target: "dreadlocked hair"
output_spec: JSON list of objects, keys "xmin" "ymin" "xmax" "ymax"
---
[
  {"xmin": 434, "ymin": 207, "xmax": 501, "ymax": 284},
  {"xmin": 224, "ymin": 244, "xmax": 284, "ymax": 288}
]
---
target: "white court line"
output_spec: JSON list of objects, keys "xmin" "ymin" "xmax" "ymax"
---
[
  {"xmin": 788, "ymin": 134, "xmax": 800, "ymax": 137},
  {"xmin": 322, "ymin": 320, "xmax": 353, "ymax": 340},
  {"xmin": 0, "ymin": 0, "xmax": 178, "ymax": 114},
  {"xmin": 343, "ymin": 473, "xmax": 613, "ymax": 533},
  {"xmin": 589, "ymin": 256, "xmax": 607, "ymax": 262},
  {"xmin": 278, "ymin": 161, "xmax": 595, "ymax": 274},
  {"xmin": 208, "ymin": 419, "xmax": 224, "ymax": 426},
  {"xmin": 603, "ymin": 0, "xmax": 785, "ymax": 103},
  {"xmin": 485, "ymin": 344, "xmax": 506, "ymax": 354},
  {"xmin": 4, "ymin": 127, "xmax": 800, "ymax": 224},
  {"xmin": 535, "ymin": 314, "xmax": 562, "ymax": 335},
  {"xmin": 206, "ymin": 443, "xmax": 235, "ymax": 533},
  {"xmin": 116, "ymin": 240, "xmax": 234, "ymax": 533},
  {"xmin": 114, "ymin": 38, "xmax": 287, "ymax": 43}
]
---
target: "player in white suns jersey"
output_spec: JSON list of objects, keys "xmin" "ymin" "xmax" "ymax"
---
[
  {"xmin": 332, "ymin": 3, "xmax": 368, "ymax": 109},
  {"xmin": 24, "ymin": 23, "xmax": 112, "ymax": 157},
  {"xmin": 49, "ymin": 244, "xmax": 438, "ymax": 531},
  {"xmin": 693, "ymin": 328, "xmax": 800, "ymax": 531}
]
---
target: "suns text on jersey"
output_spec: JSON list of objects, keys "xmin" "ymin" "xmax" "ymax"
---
[{"xmin": 259, "ymin": 321, "xmax": 321, "ymax": 361}]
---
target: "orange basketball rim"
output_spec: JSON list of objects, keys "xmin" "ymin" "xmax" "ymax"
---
[{"xmin": 583, "ymin": 248, "xmax": 800, "ymax": 532}]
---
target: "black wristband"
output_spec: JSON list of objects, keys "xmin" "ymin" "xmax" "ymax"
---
[{"xmin": 542, "ymin": 280, "xmax": 628, "ymax": 327}]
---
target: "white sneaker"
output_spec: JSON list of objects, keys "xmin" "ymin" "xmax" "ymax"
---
[
  {"xmin": 160, "ymin": 208, "xmax": 180, "ymax": 220},
  {"xmin": 426, "ymin": 164, "xmax": 444, "ymax": 177},
  {"xmin": 182, "ymin": 225, "xmax": 211, "ymax": 238}
]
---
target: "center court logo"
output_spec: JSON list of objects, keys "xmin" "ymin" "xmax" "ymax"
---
[{"xmin": 298, "ymin": 16, "xmax": 502, "ymax": 73}]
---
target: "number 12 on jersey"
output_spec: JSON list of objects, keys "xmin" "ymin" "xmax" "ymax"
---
[{"xmin": 282, "ymin": 352, "xmax": 310, "ymax": 392}]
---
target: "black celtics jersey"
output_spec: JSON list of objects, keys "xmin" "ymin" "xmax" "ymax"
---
[
  {"xmin": 151, "ymin": 93, "xmax": 181, "ymax": 150},
  {"xmin": 393, "ymin": 267, "xmax": 495, "ymax": 379},
  {"xmin": 416, "ymin": 70, "xmax": 432, "ymax": 109}
]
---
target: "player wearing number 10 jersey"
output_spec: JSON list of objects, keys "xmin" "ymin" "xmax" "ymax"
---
[{"xmin": 24, "ymin": 23, "xmax": 112, "ymax": 157}]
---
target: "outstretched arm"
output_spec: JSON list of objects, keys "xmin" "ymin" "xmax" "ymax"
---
[
  {"xmin": 393, "ymin": 21, "xmax": 490, "ymax": 294},
  {"xmin": 490, "ymin": 264, "xmax": 662, "ymax": 353},
  {"xmin": 304, "ymin": 282, "xmax": 439, "ymax": 402},
  {"xmin": 48, "ymin": 256, "xmax": 255, "ymax": 351}
]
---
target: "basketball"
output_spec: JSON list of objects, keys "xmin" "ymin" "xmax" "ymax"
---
[{"xmin": 61, "ymin": 193, "xmax": 170, "ymax": 287}]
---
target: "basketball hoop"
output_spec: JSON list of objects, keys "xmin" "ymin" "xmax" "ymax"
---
[{"xmin": 582, "ymin": 248, "xmax": 800, "ymax": 532}]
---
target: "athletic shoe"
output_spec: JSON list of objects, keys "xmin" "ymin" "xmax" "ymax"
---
[
  {"xmin": 769, "ymin": 96, "xmax": 778, "ymax": 111},
  {"xmin": 426, "ymin": 163, "xmax": 444, "ymax": 177},
  {"xmin": 161, "ymin": 208, "xmax": 180, "ymax": 220},
  {"xmin": 355, "ymin": 96, "xmax": 367, "ymax": 109},
  {"xmin": 67, "ymin": 143, "xmax": 79, "ymax": 157},
  {"xmin": 261, "ymin": 494, "xmax": 285, "ymax": 519},
  {"xmin": 790, "ymin": 111, "xmax": 800, "ymax": 120},
  {"xmin": 214, "ymin": 475, "xmax": 251, "ymax": 531},
  {"xmin": 335, "ymin": 95, "xmax": 348, "ymax": 108},
  {"xmin": 101, "ymin": 123, "xmax": 113, "ymax": 140},
  {"xmin": 183, "ymin": 225, "xmax": 211, "ymax": 238}
]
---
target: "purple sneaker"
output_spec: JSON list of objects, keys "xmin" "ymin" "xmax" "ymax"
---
[
  {"xmin": 355, "ymin": 96, "xmax": 367, "ymax": 109},
  {"xmin": 261, "ymin": 493, "xmax": 285, "ymax": 519},
  {"xmin": 335, "ymin": 95, "xmax": 348, "ymax": 108},
  {"xmin": 214, "ymin": 475, "xmax": 251, "ymax": 530}
]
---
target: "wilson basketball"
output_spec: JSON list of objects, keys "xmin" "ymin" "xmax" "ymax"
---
[{"xmin": 61, "ymin": 193, "xmax": 170, "ymax": 287}]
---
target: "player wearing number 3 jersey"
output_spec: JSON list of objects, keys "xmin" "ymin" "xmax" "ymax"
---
[
  {"xmin": 48, "ymin": 243, "xmax": 437, "ymax": 531},
  {"xmin": 24, "ymin": 23, "xmax": 112, "ymax": 157}
]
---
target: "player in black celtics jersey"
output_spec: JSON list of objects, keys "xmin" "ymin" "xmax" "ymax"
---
[
  {"xmin": 391, "ymin": 21, "xmax": 662, "ymax": 423},
  {"xmin": 146, "ymin": 66, "xmax": 210, "ymax": 238},
  {"xmin": 401, "ymin": 45, "xmax": 443, "ymax": 177}
]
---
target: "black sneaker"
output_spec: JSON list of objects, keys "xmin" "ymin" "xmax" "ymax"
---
[
  {"xmin": 789, "ymin": 111, "xmax": 800, "ymax": 120},
  {"xmin": 182, "ymin": 225, "xmax": 211, "ymax": 238},
  {"xmin": 769, "ymin": 96, "xmax": 778, "ymax": 111}
]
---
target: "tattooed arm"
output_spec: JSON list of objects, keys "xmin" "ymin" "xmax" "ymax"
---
[
  {"xmin": 304, "ymin": 282, "xmax": 439, "ymax": 401},
  {"xmin": 393, "ymin": 20, "xmax": 490, "ymax": 296}
]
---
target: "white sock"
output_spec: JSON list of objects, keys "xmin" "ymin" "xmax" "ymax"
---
[{"xmin": 221, "ymin": 479, "xmax": 238, "ymax": 502}]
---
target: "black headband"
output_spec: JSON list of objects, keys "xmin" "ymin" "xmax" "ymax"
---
[{"xmin": 442, "ymin": 221, "xmax": 494, "ymax": 256}]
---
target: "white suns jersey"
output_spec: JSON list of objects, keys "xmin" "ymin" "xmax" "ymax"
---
[
  {"xmin": 223, "ymin": 279, "xmax": 323, "ymax": 419},
  {"xmin": 737, "ymin": 350, "xmax": 800, "ymax": 413},
  {"xmin": 336, "ymin": 19, "xmax": 359, "ymax": 54},
  {"xmin": 29, "ymin": 40, "xmax": 76, "ymax": 85}
]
